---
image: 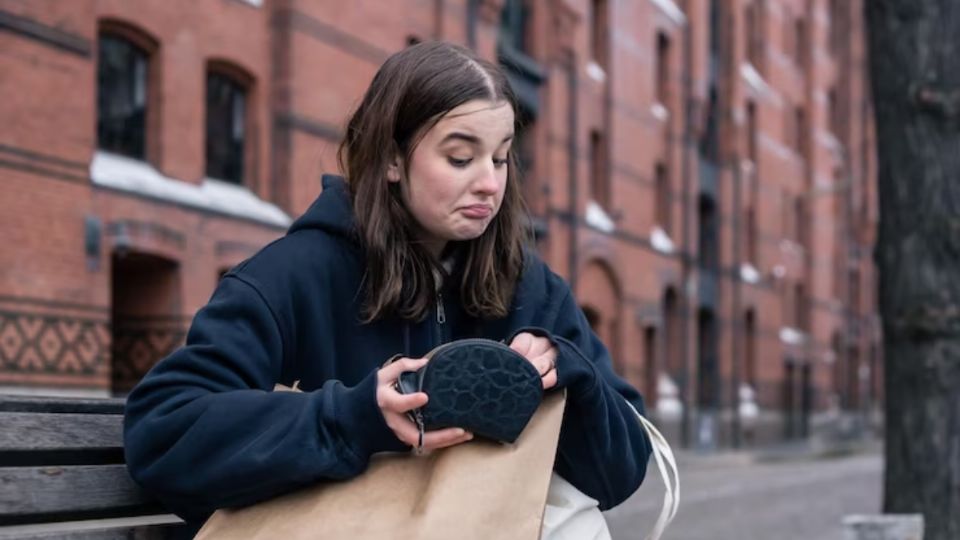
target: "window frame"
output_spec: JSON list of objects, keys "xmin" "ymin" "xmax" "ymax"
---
[
  {"xmin": 96, "ymin": 20, "xmax": 159, "ymax": 163},
  {"xmin": 590, "ymin": 0, "xmax": 609, "ymax": 69},
  {"xmin": 655, "ymin": 162, "xmax": 671, "ymax": 235},
  {"xmin": 589, "ymin": 130, "xmax": 610, "ymax": 210},
  {"xmin": 655, "ymin": 31, "xmax": 671, "ymax": 108},
  {"xmin": 205, "ymin": 62, "xmax": 254, "ymax": 186}
]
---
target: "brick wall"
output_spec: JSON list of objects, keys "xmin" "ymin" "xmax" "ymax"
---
[{"xmin": 0, "ymin": 0, "xmax": 880, "ymax": 446}]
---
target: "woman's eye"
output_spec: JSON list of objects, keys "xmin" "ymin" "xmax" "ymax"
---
[
  {"xmin": 493, "ymin": 157, "xmax": 508, "ymax": 168},
  {"xmin": 448, "ymin": 157, "xmax": 472, "ymax": 168}
]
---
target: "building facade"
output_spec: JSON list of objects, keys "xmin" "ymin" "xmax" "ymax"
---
[{"xmin": 0, "ymin": 0, "xmax": 880, "ymax": 447}]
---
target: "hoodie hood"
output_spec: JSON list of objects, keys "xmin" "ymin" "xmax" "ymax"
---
[{"xmin": 287, "ymin": 174, "xmax": 356, "ymax": 238}]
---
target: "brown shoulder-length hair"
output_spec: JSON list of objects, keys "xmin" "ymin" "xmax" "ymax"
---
[{"xmin": 338, "ymin": 41, "xmax": 529, "ymax": 323}]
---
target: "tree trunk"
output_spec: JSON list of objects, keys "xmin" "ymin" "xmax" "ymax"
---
[{"xmin": 866, "ymin": 2, "xmax": 960, "ymax": 539}]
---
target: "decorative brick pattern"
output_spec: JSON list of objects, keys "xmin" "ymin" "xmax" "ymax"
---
[
  {"xmin": 111, "ymin": 316, "xmax": 188, "ymax": 394},
  {"xmin": 0, "ymin": 298, "xmax": 109, "ymax": 382}
]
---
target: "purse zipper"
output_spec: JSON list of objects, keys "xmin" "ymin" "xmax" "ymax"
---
[
  {"xmin": 421, "ymin": 337, "xmax": 513, "ymax": 362},
  {"xmin": 412, "ymin": 338, "xmax": 524, "ymax": 392},
  {"xmin": 413, "ymin": 408, "xmax": 425, "ymax": 453}
]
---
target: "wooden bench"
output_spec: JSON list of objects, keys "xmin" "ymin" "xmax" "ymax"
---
[{"xmin": 0, "ymin": 395, "xmax": 185, "ymax": 539}]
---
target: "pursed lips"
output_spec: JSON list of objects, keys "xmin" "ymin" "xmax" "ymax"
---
[{"xmin": 459, "ymin": 204, "xmax": 494, "ymax": 218}]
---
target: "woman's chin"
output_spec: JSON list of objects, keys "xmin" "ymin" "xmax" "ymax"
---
[{"xmin": 447, "ymin": 225, "xmax": 490, "ymax": 242}]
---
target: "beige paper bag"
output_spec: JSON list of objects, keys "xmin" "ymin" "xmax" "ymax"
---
[{"xmin": 196, "ymin": 390, "xmax": 566, "ymax": 540}]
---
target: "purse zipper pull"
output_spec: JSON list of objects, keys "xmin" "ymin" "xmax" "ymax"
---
[{"xmin": 414, "ymin": 409, "xmax": 425, "ymax": 453}]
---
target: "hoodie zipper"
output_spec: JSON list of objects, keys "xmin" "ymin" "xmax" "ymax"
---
[{"xmin": 435, "ymin": 291, "xmax": 447, "ymax": 344}]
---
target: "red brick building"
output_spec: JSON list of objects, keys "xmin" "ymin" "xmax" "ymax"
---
[{"xmin": 0, "ymin": 0, "xmax": 880, "ymax": 448}]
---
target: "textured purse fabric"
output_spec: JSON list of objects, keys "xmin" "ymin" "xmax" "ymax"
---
[{"xmin": 395, "ymin": 339, "xmax": 544, "ymax": 443}]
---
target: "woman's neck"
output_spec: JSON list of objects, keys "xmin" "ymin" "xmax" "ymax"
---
[{"xmin": 425, "ymin": 239, "xmax": 446, "ymax": 260}]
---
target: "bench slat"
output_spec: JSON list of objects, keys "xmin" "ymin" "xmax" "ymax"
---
[
  {"xmin": 0, "ymin": 398, "xmax": 179, "ymax": 538},
  {"xmin": 0, "ymin": 464, "xmax": 153, "ymax": 517},
  {"xmin": 0, "ymin": 413, "xmax": 122, "ymax": 452},
  {"xmin": 0, "ymin": 396, "xmax": 125, "ymax": 415},
  {"xmin": 0, "ymin": 515, "xmax": 184, "ymax": 539}
]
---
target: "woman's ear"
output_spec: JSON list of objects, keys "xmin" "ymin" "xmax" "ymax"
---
[{"xmin": 387, "ymin": 158, "xmax": 401, "ymax": 183}]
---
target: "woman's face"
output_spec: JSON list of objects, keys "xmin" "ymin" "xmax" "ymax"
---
[{"xmin": 391, "ymin": 99, "xmax": 515, "ymax": 257}]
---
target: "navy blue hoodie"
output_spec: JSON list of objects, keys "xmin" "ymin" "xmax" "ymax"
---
[{"xmin": 123, "ymin": 175, "xmax": 651, "ymax": 528}]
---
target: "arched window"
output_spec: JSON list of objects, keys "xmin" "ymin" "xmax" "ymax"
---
[
  {"xmin": 590, "ymin": 0, "xmax": 608, "ymax": 69},
  {"xmin": 97, "ymin": 21, "xmax": 158, "ymax": 160},
  {"xmin": 643, "ymin": 325, "xmax": 658, "ymax": 407},
  {"xmin": 206, "ymin": 62, "xmax": 253, "ymax": 184},
  {"xmin": 582, "ymin": 305, "xmax": 601, "ymax": 332},
  {"xmin": 744, "ymin": 309, "xmax": 757, "ymax": 387},
  {"xmin": 663, "ymin": 288, "xmax": 680, "ymax": 377},
  {"xmin": 499, "ymin": 0, "xmax": 530, "ymax": 54}
]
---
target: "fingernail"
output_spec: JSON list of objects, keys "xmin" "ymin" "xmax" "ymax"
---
[{"xmin": 455, "ymin": 428, "xmax": 465, "ymax": 436}]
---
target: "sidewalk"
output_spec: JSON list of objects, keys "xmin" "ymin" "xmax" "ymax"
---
[{"xmin": 673, "ymin": 436, "xmax": 883, "ymax": 470}]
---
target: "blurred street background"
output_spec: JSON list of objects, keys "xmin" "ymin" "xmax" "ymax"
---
[{"xmin": 607, "ymin": 445, "xmax": 882, "ymax": 540}]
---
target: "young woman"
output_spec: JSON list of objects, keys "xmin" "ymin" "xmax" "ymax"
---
[{"xmin": 123, "ymin": 40, "xmax": 652, "ymax": 534}]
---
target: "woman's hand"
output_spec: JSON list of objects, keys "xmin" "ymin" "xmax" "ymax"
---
[
  {"xmin": 509, "ymin": 332, "xmax": 558, "ymax": 390},
  {"xmin": 376, "ymin": 357, "xmax": 474, "ymax": 450}
]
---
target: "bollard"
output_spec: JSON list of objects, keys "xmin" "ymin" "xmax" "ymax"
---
[{"xmin": 843, "ymin": 514, "xmax": 924, "ymax": 540}]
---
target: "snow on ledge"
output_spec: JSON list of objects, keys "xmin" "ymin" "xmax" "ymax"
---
[
  {"xmin": 91, "ymin": 151, "xmax": 291, "ymax": 228},
  {"xmin": 779, "ymin": 327, "xmax": 807, "ymax": 345},
  {"xmin": 651, "ymin": 226, "xmax": 675, "ymax": 254},
  {"xmin": 741, "ymin": 62, "xmax": 778, "ymax": 102},
  {"xmin": 739, "ymin": 384, "xmax": 758, "ymax": 420},
  {"xmin": 585, "ymin": 200, "xmax": 616, "ymax": 233},
  {"xmin": 201, "ymin": 177, "xmax": 291, "ymax": 227},
  {"xmin": 651, "ymin": 103, "xmax": 670, "ymax": 121},
  {"xmin": 585, "ymin": 61, "xmax": 607, "ymax": 83},
  {"xmin": 657, "ymin": 374, "xmax": 683, "ymax": 418},
  {"xmin": 740, "ymin": 262, "xmax": 761, "ymax": 284},
  {"xmin": 650, "ymin": 0, "xmax": 687, "ymax": 25}
]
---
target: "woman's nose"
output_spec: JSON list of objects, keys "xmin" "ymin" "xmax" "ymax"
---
[{"xmin": 472, "ymin": 163, "xmax": 500, "ymax": 194}]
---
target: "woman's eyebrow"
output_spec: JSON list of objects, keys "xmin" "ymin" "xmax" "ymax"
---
[{"xmin": 440, "ymin": 132, "xmax": 515, "ymax": 146}]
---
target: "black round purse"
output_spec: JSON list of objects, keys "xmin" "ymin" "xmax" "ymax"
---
[{"xmin": 393, "ymin": 338, "xmax": 544, "ymax": 447}]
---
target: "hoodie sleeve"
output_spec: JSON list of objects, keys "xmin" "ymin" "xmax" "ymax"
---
[
  {"xmin": 123, "ymin": 274, "xmax": 404, "ymax": 520},
  {"xmin": 509, "ymin": 276, "xmax": 653, "ymax": 510}
]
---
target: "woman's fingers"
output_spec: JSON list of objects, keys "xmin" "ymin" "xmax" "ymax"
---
[
  {"xmin": 379, "ymin": 388, "xmax": 428, "ymax": 413},
  {"xmin": 541, "ymin": 366, "xmax": 558, "ymax": 389},
  {"xmin": 531, "ymin": 350, "xmax": 557, "ymax": 374},
  {"xmin": 422, "ymin": 427, "xmax": 473, "ymax": 450},
  {"xmin": 511, "ymin": 333, "xmax": 559, "ymax": 388},
  {"xmin": 527, "ymin": 336, "xmax": 553, "ymax": 357},
  {"xmin": 384, "ymin": 411, "xmax": 473, "ymax": 449},
  {"xmin": 378, "ymin": 357, "xmax": 428, "ymax": 383},
  {"xmin": 509, "ymin": 332, "xmax": 534, "ymax": 356},
  {"xmin": 376, "ymin": 356, "xmax": 431, "ymax": 447},
  {"xmin": 377, "ymin": 356, "xmax": 429, "ymax": 418},
  {"xmin": 533, "ymin": 350, "xmax": 558, "ymax": 389},
  {"xmin": 383, "ymin": 411, "xmax": 423, "ymax": 447},
  {"xmin": 510, "ymin": 334, "xmax": 557, "ymax": 371}
]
